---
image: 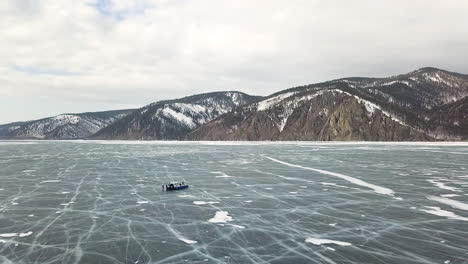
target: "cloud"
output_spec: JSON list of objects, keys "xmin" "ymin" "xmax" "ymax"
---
[{"xmin": 0, "ymin": 0, "xmax": 467, "ymax": 123}]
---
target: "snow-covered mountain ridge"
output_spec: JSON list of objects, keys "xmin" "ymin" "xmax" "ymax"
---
[
  {"xmin": 0, "ymin": 110, "xmax": 133, "ymax": 139},
  {"xmin": 188, "ymin": 67, "xmax": 468, "ymax": 141},
  {"xmin": 2, "ymin": 67, "xmax": 466, "ymax": 141},
  {"xmin": 91, "ymin": 91, "xmax": 261, "ymax": 140}
]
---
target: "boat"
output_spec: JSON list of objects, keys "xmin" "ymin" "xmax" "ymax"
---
[{"xmin": 162, "ymin": 181, "xmax": 188, "ymax": 191}]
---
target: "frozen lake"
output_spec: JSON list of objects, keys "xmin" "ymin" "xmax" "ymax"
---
[{"xmin": 1, "ymin": 141, "xmax": 467, "ymax": 264}]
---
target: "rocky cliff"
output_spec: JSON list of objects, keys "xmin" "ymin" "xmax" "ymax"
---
[{"xmin": 188, "ymin": 68, "xmax": 468, "ymax": 141}]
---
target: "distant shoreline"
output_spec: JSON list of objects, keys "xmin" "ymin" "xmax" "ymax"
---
[{"xmin": 1, "ymin": 139, "xmax": 468, "ymax": 146}]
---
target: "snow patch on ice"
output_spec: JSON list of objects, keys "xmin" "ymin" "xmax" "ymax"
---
[
  {"xmin": 216, "ymin": 175, "xmax": 232, "ymax": 178},
  {"xmin": 0, "ymin": 233, "xmax": 18, "ymax": 238},
  {"xmin": 305, "ymin": 238, "xmax": 352, "ymax": 246},
  {"xmin": 19, "ymin": 231, "xmax": 33, "ymax": 238},
  {"xmin": 40, "ymin": 180, "xmax": 61, "ymax": 183},
  {"xmin": 211, "ymin": 171, "xmax": 233, "ymax": 178},
  {"xmin": 178, "ymin": 195, "xmax": 195, "ymax": 198},
  {"xmin": 441, "ymin": 194, "xmax": 461, "ymax": 198},
  {"xmin": 420, "ymin": 206, "xmax": 468, "ymax": 221},
  {"xmin": 321, "ymin": 182, "xmax": 349, "ymax": 189},
  {"xmin": 193, "ymin": 201, "xmax": 220, "ymax": 205},
  {"xmin": 179, "ymin": 238, "xmax": 198, "ymax": 244},
  {"xmin": 427, "ymin": 180, "xmax": 460, "ymax": 192},
  {"xmin": 427, "ymin": 196, "xmax": 468, "ymax": 211},
  {"xmin": 208, "ymin": 211, "xmax": 233, "ymax": 223},
  {"xmin": 0, "ymin": 231, "xmax": 33, "ymax": 238}
]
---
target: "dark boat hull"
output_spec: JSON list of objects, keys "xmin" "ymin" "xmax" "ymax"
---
[{"xmin": 166, "ymin": 185, "xmax": 189, "ymax": 191}]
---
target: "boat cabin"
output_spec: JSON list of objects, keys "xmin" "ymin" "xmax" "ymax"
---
[{"xmin": 163, "ymin": 181, "xmax": 188, "ymax": 191}]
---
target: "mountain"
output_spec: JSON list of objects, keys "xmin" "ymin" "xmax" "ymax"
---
[
  {"xmin": 2, "ymin": 67, "xmax": 466, "ymax": 141},
  {"xmin": 0, "ymin": 109, "xmax": 133, "ymax": 140},
  {"xmin": 188, "ymin": 67, "xmax": 468, "ymax": 141},
  {"xmin": 91, "ymin": 91, "xmax": 261, "ymax": 140}
]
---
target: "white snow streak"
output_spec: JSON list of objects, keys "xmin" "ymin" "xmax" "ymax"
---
[
  {"xmin": 427, "ymin": 180, "xmax": 460, "ymax": 192},
  {"xmin": 264, "ymin": 156, "xmax": 395, "ymax": 196},
  {"xmin": 427, "ymin": 196, "xmax": 468, "ymax": 211},
  {"xmin": 19, "ymin": 232, "xmax": 33, "ymax": 238},
  {"xmin": 420, "ymin": 206, "xmax": 468, "ymax": 221},
  {"xmin": 211, "ymin": 171, "xmax": 233, "ymax": 178},
  {"xmin": 441, "ymin": 194, "xmax": 461, "ymax": 198},
  {"xmin": 40, "ymin": 180, "xmax": 61, "ymax": 183},
  {"xmin": 179, "ymin": 238, "xmax": 198, "ymax": 244},
  {"xmin": 305, "ymin": 238, "xmax": 352, "ymax": 246},
  {"xmin": 0, "ymin": 233, "xmax": 18, "ymax": 238},
  {"xmin": 193, "ymin": 201, "xmax": 220, "ymax": 205},
  {"xmin": 0, "ymin": 232, "xmax": 33, "ymax": 238}
]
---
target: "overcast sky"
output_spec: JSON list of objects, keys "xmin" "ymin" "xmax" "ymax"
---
[{"xmin": 1, "ymin": 0, "xmax": 467, "ymax": 124}]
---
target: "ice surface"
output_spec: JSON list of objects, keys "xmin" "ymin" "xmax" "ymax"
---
[{"xmin": 0, "ymin": 141, "xmax": 467, "ymax": 263}]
